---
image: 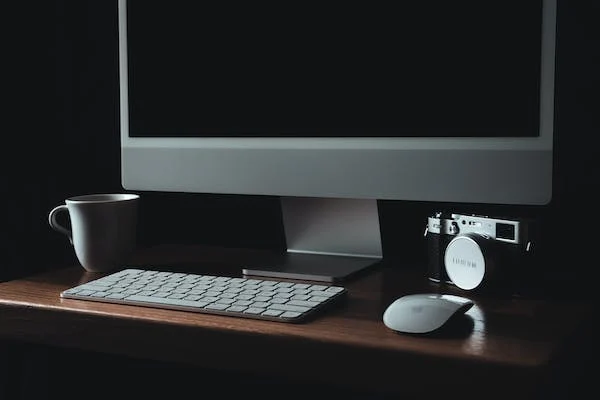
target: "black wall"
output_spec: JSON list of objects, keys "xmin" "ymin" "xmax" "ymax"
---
[{"xmin": 3, "ymin": 1, "xmax": 598, "ymax": 292}]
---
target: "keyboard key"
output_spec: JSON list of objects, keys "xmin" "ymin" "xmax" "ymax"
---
[
  {"xmin": 269, "ymin": 304, "xmax": 311, "ymax": 313},
  {"xmin": 126, "ymin": 295, "xmax": 210, "ymax": 309},
  {"xmin": 244, "ymin": 307, "xmax": 266, "ymax": 314},
  {"xmin": 287, "ymin": 300, "xmax": 321, "ymax": 308},
  {"xmin": 262, "ymin": 309, "xmax": 284, "ymax": 317}
]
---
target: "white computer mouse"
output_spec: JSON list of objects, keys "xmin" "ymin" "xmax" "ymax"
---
[{"xmin": 382, "ymin": 293, "xmax": 474, "ymax": 334}]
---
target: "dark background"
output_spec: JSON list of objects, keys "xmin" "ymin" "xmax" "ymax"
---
[
  {"xmin": 4, "ymin": 0, "xmax": 598, "ymax": 287},
  {"xmin": 1, "ymin": 1, "xmax": 598, "ymax": 398}
]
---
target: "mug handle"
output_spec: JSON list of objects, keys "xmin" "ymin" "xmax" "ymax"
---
[{"xmin": 48, "ymin": 205, "xmax": 73, "ymax": 244}]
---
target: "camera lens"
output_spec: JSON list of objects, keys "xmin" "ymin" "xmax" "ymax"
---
[{"xmin": 444, "ymin": 233, "xmax": 495, "ymax": 291}]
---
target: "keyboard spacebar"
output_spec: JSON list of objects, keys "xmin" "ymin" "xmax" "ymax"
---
[{"xmin": 125, "ymin": 295, "xmax": 210, "ymax": 309}]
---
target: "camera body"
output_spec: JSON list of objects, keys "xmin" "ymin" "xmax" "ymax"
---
[{"xmin": 425, "ymin": 212, "xmax": 533, "ymax": 292}]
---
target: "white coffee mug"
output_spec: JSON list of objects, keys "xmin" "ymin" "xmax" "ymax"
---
[{"xmin": 48, "ymin": 193, "xmax": 140, "ymax": 272}]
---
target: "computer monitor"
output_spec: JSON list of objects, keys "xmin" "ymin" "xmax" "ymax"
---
[{"xmin": 118, "ymin": 0, "xmax": 556, "ymax": 282}]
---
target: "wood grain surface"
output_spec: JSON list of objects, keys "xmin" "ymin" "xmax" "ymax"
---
[{"xmin": 0, "ymin": 245, "xmax": 592, "ymax": 398}]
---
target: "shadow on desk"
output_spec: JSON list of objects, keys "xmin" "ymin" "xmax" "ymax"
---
[
  {"xmin": 2, "ymin": 341, "xmax": 408, "ymax": 400},
  {"xmin": 2, "ymin": 336, "xmax": 595, "ymax": 400}
]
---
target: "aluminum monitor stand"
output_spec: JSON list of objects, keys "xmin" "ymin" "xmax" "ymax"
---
[{"xmin": 242, "ymin": 197, "xmax": 383, "ymax": 282}]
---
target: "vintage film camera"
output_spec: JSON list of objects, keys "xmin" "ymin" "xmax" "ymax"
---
[{"xmin": 424, "ymin": 212, "xmax": 534, "ymax": 292}]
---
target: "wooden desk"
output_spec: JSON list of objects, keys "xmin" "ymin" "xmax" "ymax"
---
[{"xmin": 0, "ymin": 245, "xmax": 593, "ymax": 399}]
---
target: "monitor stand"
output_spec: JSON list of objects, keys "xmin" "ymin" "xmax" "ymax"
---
[{"xmin": 242, "ymin": 197, "xmax": 383, "ymax": 282}]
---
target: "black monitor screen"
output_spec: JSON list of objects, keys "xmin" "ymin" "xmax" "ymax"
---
[{"xmin": 126, "ymin": 1, "xmax": 543, "ymax": 138}]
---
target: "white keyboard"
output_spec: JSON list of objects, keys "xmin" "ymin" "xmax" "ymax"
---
[{"xmin": 60, "ymin": 268, "xmax": 347, "ymax": 323}]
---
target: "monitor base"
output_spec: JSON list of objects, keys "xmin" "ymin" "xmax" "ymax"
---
[
  {"xmin": 242, "ymin": 252, "xmax": 382, "ymax": 283},
  {"xmin": 243, "ymin": 197, "xmax": 383, "ymax": 283}
]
